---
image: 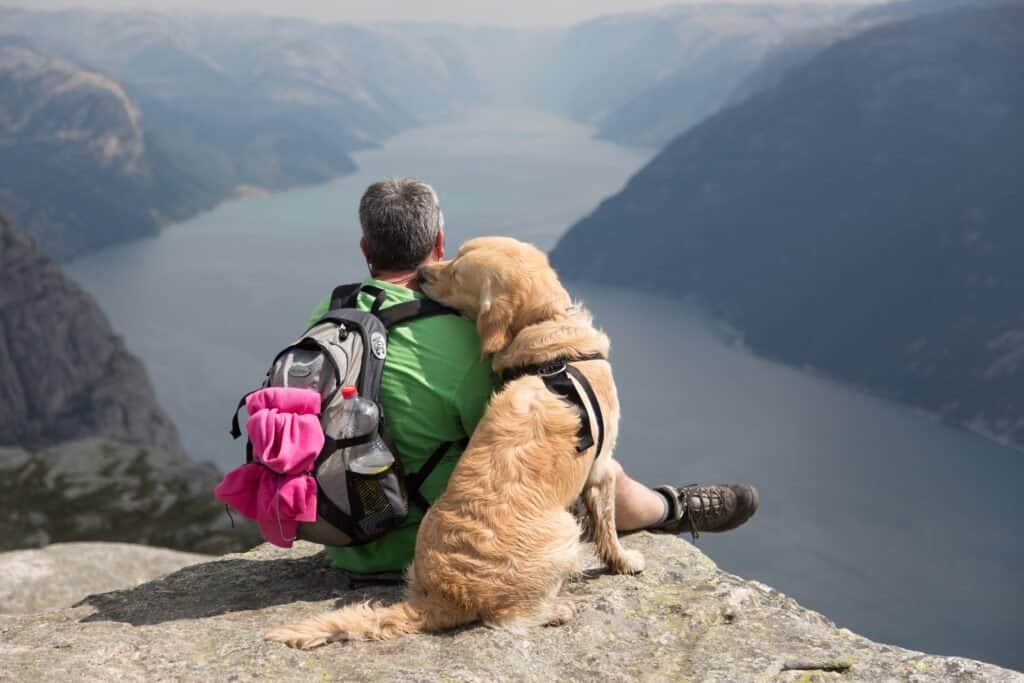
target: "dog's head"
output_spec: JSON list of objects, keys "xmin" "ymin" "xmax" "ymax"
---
[{"xmin": 419, "ymin": 236, "xmax": 572, "ymax": 358}]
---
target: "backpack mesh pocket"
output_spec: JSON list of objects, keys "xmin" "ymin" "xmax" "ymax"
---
[{"xmin": 348, "ymin": 465, "xmax": 408, "ymax": 540}]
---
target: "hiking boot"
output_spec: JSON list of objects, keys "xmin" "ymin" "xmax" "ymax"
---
[{"xmin": 651, "ymin": 483, "xmax": 759, "ymax": 540}]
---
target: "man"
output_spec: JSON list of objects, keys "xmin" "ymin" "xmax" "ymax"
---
[{"xmin": 307, "ymin": 178, "xmax": 758, "ymax": 576}]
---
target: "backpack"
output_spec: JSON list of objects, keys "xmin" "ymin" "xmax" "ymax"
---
[{"xmin": 228, "ymin": 283, "xmax": 463, "ymax": 547}]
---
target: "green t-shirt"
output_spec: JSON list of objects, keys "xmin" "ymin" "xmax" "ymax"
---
[{"xmin": 306, "ymin": 278, "xmax": 497, "ymax": 573}]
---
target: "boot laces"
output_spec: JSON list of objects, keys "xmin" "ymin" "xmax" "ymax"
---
[{"xmin": 683, "ymin": 486, "xmax": 728, "ymax": 541}]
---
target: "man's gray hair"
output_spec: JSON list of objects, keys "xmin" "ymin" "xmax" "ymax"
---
[{"xmin": 359, "ymin": 178, "xmax": 444, "ymax": 272}]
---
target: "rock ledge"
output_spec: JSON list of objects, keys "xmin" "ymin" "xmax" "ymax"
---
[{"xmin": 0, "ymin": 534, "xmax": 1018, "ymax": 682}]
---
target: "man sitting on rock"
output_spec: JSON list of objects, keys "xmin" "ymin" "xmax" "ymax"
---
[{"xmin": 305, "ymin": 178, "xmax": 759, "ymax": 578}]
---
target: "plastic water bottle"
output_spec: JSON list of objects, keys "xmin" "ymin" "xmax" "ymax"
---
[{"xmin": 338, "ymin": 385, "xmax": 395, "ymax": 475}]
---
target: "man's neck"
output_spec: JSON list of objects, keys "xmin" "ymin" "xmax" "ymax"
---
[{"xmin": 370, "ymin": 269, "xmax": 421, "ymax": 292}]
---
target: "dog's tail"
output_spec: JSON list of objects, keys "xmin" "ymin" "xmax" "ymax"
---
[{"xmin": 264, "ymin": 598, "xmax": 471, "ymax": 650}]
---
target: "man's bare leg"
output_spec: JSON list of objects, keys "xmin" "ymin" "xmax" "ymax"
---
[{"xmin": 611, "ymin": 459, "xmax": 670, "ymax": 531}]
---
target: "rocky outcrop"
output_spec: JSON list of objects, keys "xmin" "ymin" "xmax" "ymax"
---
[
  {"xmin": 0, "ymin": 542, "xmax": 206, "ymax": 615},
  {"xmin": 0, "ymin": 439, "xmax": 260, "ymax": 555},
  {"xmin": 0, "ymin": 217, "xmax": 183, "ymax": 455},
  {"xmin": 0, "ymin": 534, "xmax": 1016, "ymax": 681}
]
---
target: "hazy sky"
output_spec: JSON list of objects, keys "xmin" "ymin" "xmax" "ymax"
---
[{"xmin": 2, "ymin": 0, "xmax": 881, "ymax": 27}]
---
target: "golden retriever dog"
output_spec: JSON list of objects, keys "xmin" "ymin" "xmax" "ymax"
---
[{"xmin": 265, "ymin": 236, "xmax": 643, "ymax": 649}]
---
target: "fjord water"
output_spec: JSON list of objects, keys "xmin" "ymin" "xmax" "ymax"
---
[{"xmin": 67, "ymin": 108, "xmax": 1023, "ymax": 671}]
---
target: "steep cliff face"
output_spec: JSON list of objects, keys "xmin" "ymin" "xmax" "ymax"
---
[
  {"xmin": 551, "ymin": 6, "xmax": 1024, "ymax": 448},
  {"xmin": 0, "ymin": 535, "xmax": 1017, "ymax": 681},
  {"xmin": 0, "ymin": 216, "xmax": 183, "ymax": 455}
]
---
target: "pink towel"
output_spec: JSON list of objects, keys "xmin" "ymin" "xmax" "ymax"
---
[
  {"xmin": 246, "ymin": 387, "xmax": 324, "ymax": 474},
  {"xmin": 215, "ymin": 464, "xmax": 318, "ymax": 547},
  {"xmin": 215, "ymin": 387, "xmax": 324, "ymax": 548}
]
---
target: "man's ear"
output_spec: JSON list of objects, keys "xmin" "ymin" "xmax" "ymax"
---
[
  {"xmin": 476, "ymin": 277, "xmax": 513, "ymax": 359},
  {"xmin": 359, "ymin": 237, "xmax": 372, "ymax": 270},
  {"xmin": 434, "ymin": 226, "xmax": 445, "ymax": 261}
]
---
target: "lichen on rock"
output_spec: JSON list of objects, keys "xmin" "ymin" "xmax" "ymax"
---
[{"xmin": 0, "ymin": 534, "xmax": 1017, "ymax": 682}]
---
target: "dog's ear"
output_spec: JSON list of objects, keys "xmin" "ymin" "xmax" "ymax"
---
[{"xmin": 477, "ymin": 276, "xmax": 513, "ymax": 358}]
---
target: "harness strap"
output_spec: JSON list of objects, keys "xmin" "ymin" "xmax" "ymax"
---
[
  {"xmin": 406, "ymin": 437, "xmax": 470, "ymax": 512},
  {"xmin": 500, "ymin": 353, "xmax": 605, "ymax": 384},
  {"xmin": 500, "ymin": 354, "xmax": 607, "ymax": 456},
  {"xmin": 566, "ymin": 365, "xmax": 605, "ymax": 459},
  {"xmin": 540, "ymin": 367, "xmax": 597, "ymax": 454}
]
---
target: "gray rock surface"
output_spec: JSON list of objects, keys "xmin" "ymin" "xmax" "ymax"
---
[
  {"xmin": 0, "ymin": 542, "xmax": 206, "ymax": 615},
  {"xmin": 0, "ymin": 534, "xmax": 1017, "ymax": 682},
  {"xmin": 0, "ymin": 438, "xmax": 261, "ymax": 555},
  {"xmin": 0, "ymin": 216, "xmax": 183, "ymax": 457}
]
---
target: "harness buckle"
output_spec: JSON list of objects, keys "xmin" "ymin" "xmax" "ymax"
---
[{"xmin": 537, "ymin": 362, "xmax": 568, "ymax": 378}]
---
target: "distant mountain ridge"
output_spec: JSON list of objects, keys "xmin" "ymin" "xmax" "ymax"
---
[
  {"xmin": 0, "ymin": 4, "xmax": 865, "ymax": 259},
  {"xmin": 534, "ymin": 3, "xmax": 853, "ymax": 148},
  {"xmin": 551, "ymin": 5, "xmax": 1024, "ymax": 448},
  {"xmin": 0, "ymin": 39, "xmax": 205, "ymax": 260},
  {"xmin": 0, "ymin": 8, "xmax": 500, "ymax": 259},
  {"xmin": 728, "ymin": 0, "xmax": 1024, "ymax": 107}
]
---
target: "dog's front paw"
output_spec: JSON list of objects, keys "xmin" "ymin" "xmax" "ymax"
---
[
  {"xmin": 264, "ymin": 624, "xmax": 330, "ymax": 650},
  {"xmin": 542, "ymin": 597, "xmax": 579, "ymax": 627},
  {"xmin": 608, "ymin": 549, "xmax": 645, "ymax": 575}
]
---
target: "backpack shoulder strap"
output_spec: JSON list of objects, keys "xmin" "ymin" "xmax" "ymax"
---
[
  {"xmin": 375, "ymin": 298, "xmax": 459, "ymax": 329},
  {"xmin": 329, "ymin": 283, "xmax": 362, "ymax": 310},
  {"xmin": 406, "ymin": 437, "xmax": 470, "ymax": 512}
]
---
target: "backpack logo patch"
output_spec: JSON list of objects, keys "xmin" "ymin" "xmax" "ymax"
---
[{"xmin": 370, "ymin": 332, "xmax": 387, "ymax": 360}]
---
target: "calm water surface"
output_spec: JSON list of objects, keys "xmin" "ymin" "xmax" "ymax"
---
[{"xmin": 67, "ymin": 108, "xmax": 1023, "ymax": 671}]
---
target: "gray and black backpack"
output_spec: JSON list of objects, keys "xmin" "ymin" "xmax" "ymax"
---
[{"xmin": 229, "ymin": 283, "xmax": 463, "ymax": 546}]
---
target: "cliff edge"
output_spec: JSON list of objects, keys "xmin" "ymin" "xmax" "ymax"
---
[{"xmin": 0, "ymin": 534, "xmax": 1016, "ymax": 682}]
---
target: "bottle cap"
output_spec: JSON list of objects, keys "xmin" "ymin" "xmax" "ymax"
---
[{"xmin": 341, "ymin": 385, "xmax": 358, "ymax": 399}]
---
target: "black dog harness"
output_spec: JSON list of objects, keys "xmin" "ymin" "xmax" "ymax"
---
[{"xmin": 500, "ymin": 353, "xmax": 607, "ymax": 457}]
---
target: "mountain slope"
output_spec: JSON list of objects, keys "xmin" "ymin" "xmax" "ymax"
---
[
  {"xmin": 0, "ymin": 214, "xmax": 184, "ymax": 455},
  {"xmin": 0, "ymin": 39, "xmax": 220, "ymax": 260},
  {"xmin": 0, "ymin": 9, "xmax": 487, "ymax": 167},
  {"xmin": 537, "ymin": 3, "xmax": 852, "ymax": 147},
  {"xmin": 728, "ymin": 0, "xmax": 1024, "ymax": 108},
  {"xmin": 551, "ymin": 6, "xmax": 1024, "ymax": 447},
  {"xmin": 0, "ymin": 9, "xmax": 496, "ymax": 259}
]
